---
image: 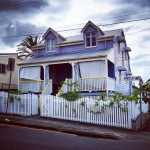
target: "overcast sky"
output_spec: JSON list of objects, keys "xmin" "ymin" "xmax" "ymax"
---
[{"xmin": 0, "ymin": 0, "xmax": 150, "ymax": 82}]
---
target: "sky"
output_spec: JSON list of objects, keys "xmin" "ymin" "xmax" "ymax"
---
[{"xmin": 0, "ymin": 0, "xmax": 150, "ymax": 83}]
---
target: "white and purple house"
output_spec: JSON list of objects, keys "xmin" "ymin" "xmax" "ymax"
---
[{"xmin": 18, "ymin": 21, "xmax": 132, "ymax": 96}]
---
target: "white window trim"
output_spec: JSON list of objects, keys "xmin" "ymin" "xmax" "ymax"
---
[
  {"xmin": 85, "ymin": 32, "xmax": 97, "ymax": 48},
  {"xmin": 46, "ymin": 38, "xmax": 56, "ymax": 53}
]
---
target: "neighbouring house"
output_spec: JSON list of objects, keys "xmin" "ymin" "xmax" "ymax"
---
[
  {"xmin": 18, "ymin": 21, "xmax": 132, "ymax": 96},
  {"xmin": 0, "ymin": 53, "xmax": 21, "ymax": 91}
]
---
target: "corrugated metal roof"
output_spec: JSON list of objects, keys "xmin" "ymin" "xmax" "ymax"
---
[
  {"xmin": 103, "ymin": 29, "xmax": 122, "ymax": 37},
  {"xmin": 61, "ymin": 35, "xmax": 83, "ymax": 43},
  {"xmin": 59, "ymin": 29, "xmax": 122, "ymax": 44},
  {"xmin": 18, "ymin": 48, "xmax": 110, "ymax": 65}
]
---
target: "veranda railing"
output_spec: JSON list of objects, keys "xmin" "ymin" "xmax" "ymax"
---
[
  {"xmin": 40, "ymin": 79, "xmax": 53, "ymax": 96},
  {"xmin": 60, "ymin": 77, "xmax": 115, "ymax": 92},
  {"xmin": 19, "ymin": 80, "xmax": 44, "ymax": 93}
]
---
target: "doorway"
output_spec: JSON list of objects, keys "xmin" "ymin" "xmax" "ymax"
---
[{"xmin": 49, "ymin": 63, "xmax": 72, "ymax": 95}]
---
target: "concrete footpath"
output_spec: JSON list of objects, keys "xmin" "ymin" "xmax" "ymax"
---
[{"xmin": 0, "ymin": 113, "xmax": 150, "ymax": 141}]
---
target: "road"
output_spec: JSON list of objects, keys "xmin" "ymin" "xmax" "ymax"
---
[{"xmin": 0, "ymin": 123, "xmax": 150, "ymax": 150}]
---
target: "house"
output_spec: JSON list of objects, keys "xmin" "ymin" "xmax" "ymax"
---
[
  {"xmin": 0, "ymin": 53, "xmax": 21, "ymax": 91},
  {"xmin": 18, "ymin": 21, "xmax": 132, "ymax": 96}
]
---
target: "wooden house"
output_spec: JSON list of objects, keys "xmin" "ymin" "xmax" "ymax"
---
[{"xmin": 18, "ymin": 21, "xmax": 132, "ymax": 96}]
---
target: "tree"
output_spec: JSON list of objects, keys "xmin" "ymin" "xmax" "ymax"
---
[
  {"xmin": 139, "ymin": 78, "xmax": 150, "ymax": 103},
  {"xmin": 17, "ymin": 35, "xmax": 41, "ymax": 60}
]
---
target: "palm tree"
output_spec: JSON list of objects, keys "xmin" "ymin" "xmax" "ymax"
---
[{"xmin": 17, "ymin": 35, "xmax": 41, "ymax": 60}]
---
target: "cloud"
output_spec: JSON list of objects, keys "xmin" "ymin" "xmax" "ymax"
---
[
  {"xmin": 104, "ymin": 0, "xmax": 150, "ymax": 23},
  {"xmin": 118, "ymin": 0, "xmax": 150, "ymax": 7},
  {"xmin": 0, "ymin": 0, "xmax": 71, "ymax": 25},
  {"xmin": 0, "ymin": 0, "xmax": 48, "ymax": 12},
  {"xmin": 1, "ymin": 22, "xmax": 46, "ymax": 47},
  {"xmin": 0, "ymin": 0, "xmax": 71, "ymax": 46},
  {"xmin": 140, "ymin": 35, "xmax": 150, "ymax": 42},
  {"xmin": 131, "ymin": 54, "xmax": 150, "ymax": 60}
]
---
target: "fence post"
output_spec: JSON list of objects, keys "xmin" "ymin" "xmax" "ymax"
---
[
  {"xmin": 28, "ymin": 91, "xmax": 33, "ymax": 115},
  {"xmin": 128, "ymin": 102, "xmax": 132, "ymax": 129},
  {"xmin": 87, "ymin": 97, "xmax": 90, "ymax": 123}
]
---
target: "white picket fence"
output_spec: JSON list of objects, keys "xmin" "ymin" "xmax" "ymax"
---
[
  {"xmin": 0, "ymin": 92, "xmax": 38, "ymax": 116},
  {"xmin": 41, "ymin": 95, "xmax": 149, "ymax": 129}
]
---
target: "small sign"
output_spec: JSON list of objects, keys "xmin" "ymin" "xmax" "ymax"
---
[
  {"xmin": 8, "ymin": 58, "xmax": 15, "ymax": 71},
  {"xmin": 124, "ymin": 76, "xmax": 141, "ymax": 80}
]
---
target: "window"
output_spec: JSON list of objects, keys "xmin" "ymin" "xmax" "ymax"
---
[
  {"xmin": 119, "ymin": 71, "xmax": 121, "ymax": 83},
  {"xmin": 122, "ymin": 51, "xmax": 124, "ymax": 66},
  {"xmin": 0, "ymin": 64, "xmax": 6, "ymax": 74},
  {"xmin": 125, "ymin": 52, "xmax": 128, "ymax": 60},
  {"xmin": 118, "ymin": 43, "xmax": 120, "ymax": 53},
  {"xmin": 47, "ymin": 39, "xmax": 56, "ymax": 52},
  {"xmin": 108, "ymin": 60, "xmax": 115, "ymax": 78},
  {"xmin": 85, "ymin": 33, "xmax": 96, "ymax": 47}
]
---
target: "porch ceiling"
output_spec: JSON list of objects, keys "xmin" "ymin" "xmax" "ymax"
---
[{"xmin": 18, "ymin": 48, "xmax": 110, "ymax": 65}]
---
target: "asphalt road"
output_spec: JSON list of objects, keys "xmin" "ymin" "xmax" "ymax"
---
[{"xmin": 0, "ymin": 123, "xmax": 150, "ymax": 150}]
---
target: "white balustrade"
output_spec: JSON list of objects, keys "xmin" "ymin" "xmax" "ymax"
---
[
  {"xmin": 41, "ymin": 79, "xmax": 52, "ymax": 95},
  {"xmin": 79, "ymin": 77, "xmax": 106, "ymax": 91},
  {"xmin": 60, "ymin": 77, "xmax": 116, "ymax": 92}
]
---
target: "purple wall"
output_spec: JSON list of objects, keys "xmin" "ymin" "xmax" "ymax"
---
[
  {"xmin": 84, "ymin": 24, "xmax": 97, "ymax": 33},
  {"xmin": 33, "ymin": 24, "xmax": 114, "ymax": 56}
]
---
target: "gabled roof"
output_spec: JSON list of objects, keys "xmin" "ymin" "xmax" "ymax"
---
[
  {"xmin": 81, "ymin": 20, "xmax": 104, "ymax": 35},
  {"xmin": 32, "ymin": 28, "xmax": 123, "ymax": 49},
  {"xmin": 42, "ymin": 27, "xmax": 66, "ymax": 40}
]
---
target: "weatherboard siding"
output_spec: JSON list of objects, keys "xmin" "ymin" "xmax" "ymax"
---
[
  {"xmin": 83, "ymin": 24, "xmax": 98, "ymax": 33},
  {"xmin": 31, "ymin": 22, "xmax": 132, "ymax": 95},
  {"xmin": 114, "ymin": 38, "xmax": 130, "ymax": 95},
  {"xmin": 33, "ymin": 40, "xmax": 114, "ymax": 55},
  {"xmin": 83, "ymin": 24, "xmax": 103, "ymax": 37}
]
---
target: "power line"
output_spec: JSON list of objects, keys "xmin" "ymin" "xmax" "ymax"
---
[
  {"xmin": 0, "ymin": 32, "xmax": 44, "ymax": 39},
  {"xmin": 0, "ymin": 17, "xmax": 150, "ymax": 39},
  {"xmin": 0, "ymin": 0, "xmax": 41, "ymax": 8},
  {"xmin": 126, "ymin": 28, "xmax": 150, "ymax": 35},
  {"xmin": 0, "ymin": 0, "xmax": 150, "ymax": 27},
  {"xmin": 98, "ymin": 17, "xmax": 150, "ymax": 27},
  {"xmin": 56, "ymin": 10, "xmax": 150, "ymax": 29},
  {"xmin": 55, "ymin": 17, "xmax": 150, "ymax": 33}
]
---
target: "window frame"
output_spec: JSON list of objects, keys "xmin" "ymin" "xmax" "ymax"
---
[
  {"xmin": 0, "ymin": 64, "xmax": 6, "ymax": 74},
  {"xmin": 119, "ymin": 71, "xmax": 122, "ymax": 83},
  {"xmin": 125, "ymin": 52, "xmax": 128, "ymax": 60},
  {"xmin": 122, "ymin": 51, "xmax": 124, "ymax": 66},
  {"xmin": 118, "ymin": 43, "xmax": 120, "ymax": 53},
  {"xmin": 46, "ymin": 38, "xmax": 56, "ymax": 52},
  {"xmin": 85, "ymin": 32, "xmax": 97, "ymax": 48}
]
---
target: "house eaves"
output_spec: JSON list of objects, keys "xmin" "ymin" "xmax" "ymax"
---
[
  {"xmin": 32, "ymin": 45, "xmax": 45, "ymax": 50},
  {"xmin": 81, "ymin": 20, "xmax": 104, "ymax": 35},
  {"xmin": 42, "ymin": 27, "xmax": 66, "ymax": 40}
]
